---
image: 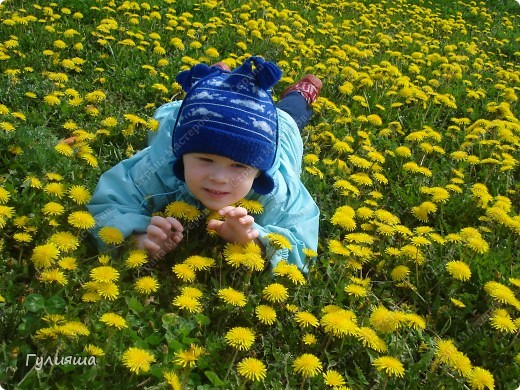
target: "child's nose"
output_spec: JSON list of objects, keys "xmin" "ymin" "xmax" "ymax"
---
[{"xmin": 208, "ymin": 166, "xmax": 230, "ymax": 183}]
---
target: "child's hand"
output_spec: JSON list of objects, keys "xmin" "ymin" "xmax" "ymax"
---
[
  {"xmin": 207, "ymin": 206, "xmax": 259, "ymax": 244},
  {"xmin": 135, "ymin": 216, "xmax": 184, "ymax": 260}
]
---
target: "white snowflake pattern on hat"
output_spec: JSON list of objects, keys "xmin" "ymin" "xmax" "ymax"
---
[
  {"xmin": 250, "ymin": 117, "xmax": 274, "ymax": 135},
  {"xmin": 184, "ymin": 107, "xmax": 223, "ymax": 118},
  {"xmin": 230, "ymin": 99, "xmax": 266, "ymax": 113}
]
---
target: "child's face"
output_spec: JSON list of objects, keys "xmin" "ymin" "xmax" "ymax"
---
[{"xmin": 183, "ymin": 153, "xmax": 259, "ymax": 210}]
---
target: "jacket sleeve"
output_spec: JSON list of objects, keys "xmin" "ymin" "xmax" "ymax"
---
[
  {"xmin": 87, "ymin": 102, "xmax": 182, "ymax": 248},
  {"xmin": 253, "ymin": 180, "xmax": 320, "ymax": 272}
]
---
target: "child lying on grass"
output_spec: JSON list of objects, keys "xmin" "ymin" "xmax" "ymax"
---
[{"xmin": 87, "ymin": 56, "xmax": 321, "ymax": 271}]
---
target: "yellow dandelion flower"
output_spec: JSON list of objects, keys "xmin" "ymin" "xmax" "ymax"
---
[
  {"xmin": 43, "ymin": 182, "xmax": 65, "ymax": 198},
  {"xmin": 84, "ymin": 344, "xmax": 104, "ymax": 357},
  {"xmin": 302, "ymin": 248, "xmax": 318, "ymax": 257},
  {"xmin": 237, "ymin": 357, "xmax": 267, "ymax": 382},
  {"xmin": 446, "ymin": 261, "xmax": 472, "ymax": 281},
  {"xmin": 49, "ymin": 231, "xmax": 79, "ymax": 252},
  {"xmin": 172, "ymin": 263, "xmax": 196, "ymax": 282},
  {"xmin": 467, "ymin": 367, "xmax": 495, "ymax": 390},
  {"xmin": 262, "ymin": 283, "xmax": 289, "ymax": 303},
  {"xmin": 56, "ymin": 321, "xmax": 90, "ymax": 337},
  {"xmin": 39, "ymin": 268, "xmax": 68, "ymax": 286},
  {"xmin": 293, "ymin": 353, "xmax": 323, "ymax": 378},
  {"xmin": 101, "ymin": 117, "xmax": 118, "ymax": 127},
  {"xmin": 294, "ymin": 311, "xmax": 319, "ymax": 328},
  {"xmin": 273, "ymin": 260, "xmax": 306, "ymax": 285},
  {"xmin": 435, "ymin": 339, "xmax": 460, "ymax": 365},
  {"xmin": 391, "ymin": 265, "xmax": 410, "ymax": 281},
  {"xmin": 303, "ymin": 154, "xmax": 319, "ymax": 165},
  {"xmin": 90, "ymin": 281, "xmax": 116, "ymax": 300},
  {"xmin": 484, "ymin": 281, "xmax": 520, "ymax": 309},
  {"xmin": 172, "ymin": 294, "xmax": 202, "ymax": 313},
  {"xmin": 24, "ymin": 176, "xmax": 42, "ymax": 188},
  {"xmin": 321, "ymin": 310, "xmax": 359, "ymax": 338},
  {"xmin": 184, "ymin": 255, "xmax": 215, "ymax": 271},
  {"xmin": 205, "ymin": 47, "xmax": 219, "ymax": 58},
  {"xmin": 265, "ymin": 232, "xmax": 292, "ymax": 250},
  {"xmin": 236, "ymin": 198, "xmax": 264, "ymax": 214},
  {"xmin": 331, "ymin": 206, "xmax": 357, "ymax": 231},
  {"xmin": 164, "ymin": 201, "xmax": 200, "ymax": 221},
  {"xmin": 218, "ymin": 287, "xmax": 247, "ymax": 307},
  {"xmin": 255, "ymin": 305, "xmax": 277, "ymax": 325},
  {"xmin": 55, "ymin": 143, "xmax": 74, "ymax": 156},
  {"xmin": 100, "ymin": 313, "xmax": 128, "ymax": 329},
  {"xmin": 125, "ymin": 250, "xmax": 148, "ymax": 268},
  {"xmin": 241, "ymin": 242, "xmax": 265, "ymax": 271},
  {"xmin": 90, "ymin": 266, "xmax": 119, "ymax": 283},
  {"xmin": 0, "ymin": 122, "xmax": 14, "ymax": 132},
  {"xmin": 58, "ymin": 256, "xmax": 77, "ymax": 271},
  {"xmin": 0, "ymin": 187, "xmax": 10, "ymax": 203},
  {"xmin": 180, "ymin": 286, "xmax": 203, "ymax": 299},
  {"xmin": 164, "ymin": 371, "xmax": 182, "ymax": 390},
  {"xmin": 68, "ymin": 185, "xmax": 91, "ymax": 204},
  {"xmin": 450, "ymin": 298, "xmax": 466, "ymax": 308},
  {"xmin": 134, "ymin": 276, "xmax": 159, "ymax": 294},
  {"xmin": 323, "ymin": 369, "xmax": 346, "ymax": 387},
  {"xmin": 174, "ymin": 344, "xmax": 205, "ymax": 368},
  {"xmin": 404, "ymin": 313, "xmax": 426, "ymax": 330},
  {"xmin": 121, "ymin": 347, "xmax": 155, "ymax": 374},
  {"xmin": 286, "ymin": 304, "xmax": 299, "ymax": 313},
  {"xmin": 98, "ymin": 226, "xmax": 125, "ymax": 245},
  {"xmin": 369, "ymin": 306, "xmax": 402, "ymax": 333},
  {"xmin": 452, "ymin": 352, "xmax": 473, "ymax": 377},
  {"xmin": 465, "ymin": 237, "xmax": 490, "ymax": 255},
  {"xmin": 82, "ymin": 291, "xmax": 101, "ymax": 302},
  {"xmin": 34, "ymin": 327, "xmax": 59, "ymax": 340},
  {"xmin": 225, "ymin": 327, "xmax": 255, "ymax": 351},
  {"xmin": 373, "ymin": 356, "xmax": 405, "ymax": 378},
  {"xmin": 356, "ymin": 327, "xmax": 387, "ymax": 352},
  {"xmin": 68, "ymin": 211, "xmax": 96, "ymax": 229},
  {"xmin": 344, "ymin": 284, "xmax": 368, "ymax": 297},
  {"xmin": 302, "ymin": 333, "xmax": 317, "ymax": 345},
  {"xmin": 13, "ymin": 232, "xmax": 32, "ymax": 243},
  {"xmin": 44, "ymin": 94, "xmax": 61, "ymax": 106},
  {"xmin": 489, "ymin": 309, "xmax": 517, "ymax": 334},
  {"xmin": 31, "ymin": 243, "xmax": 60, "ymax": 268}
]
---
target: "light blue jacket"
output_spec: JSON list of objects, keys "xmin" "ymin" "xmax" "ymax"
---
[{"xmin": 87, "ymin": 101, "xmax": 319, "ymax": 271}]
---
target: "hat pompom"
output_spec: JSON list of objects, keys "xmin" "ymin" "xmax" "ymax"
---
[
  {"xmin": 175, "ymin": 63, "xmax": 221, "ymax": 92},
  {"xmin": 249, "ymin": 56, "xmax": 282, "ymax": 90}
]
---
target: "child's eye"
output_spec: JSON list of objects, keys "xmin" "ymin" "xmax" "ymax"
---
[
  {"xmin": 232, "ymin": 163, "xmax": 247, "ymax": 169},
  {"xmin": 198, "ymin": 157, "xmax": 213, "ymax": 163}
]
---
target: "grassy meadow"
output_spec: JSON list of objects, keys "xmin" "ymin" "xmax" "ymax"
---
[{"xmin": 0, "ymin": 0, "xmax": 519, "ymax": 388}]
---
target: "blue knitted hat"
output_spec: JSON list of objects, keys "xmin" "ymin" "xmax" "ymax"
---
[{"xmin": 172, "ymin": 56, "xmax": 282, "ymax": 195}]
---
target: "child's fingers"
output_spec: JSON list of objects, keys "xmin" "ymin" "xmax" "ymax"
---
[
  {"xmin": 207, "ymin": 219, "xmax": 224, "ymax": 232},
  {"xmin": 142, "ymin": 238, "xmax": 161, "ymax": 254},
  {"xmin": 166, "ymin": 217, "xmax": 184, "ymax": 233},
  {"xmin": 150, "ymin": 216, "xmax": 172, "ymax": 232},
  {"xmin": 147, "ymin": 224, "xmax": 168, "ymax": 240},
  {"xmin": 219, "ymin": 206, "xmax": 248, "ymax": 218},
  {"xmin": 172, "ymin": 231, "xmax": 183, "ymax": 243},
  {"xmin": 247, "ymin": 228, "xmax": 259, "ymax": 240},
  {"xmin": 239, "ymin": 215, "xmax": 255, "ymax": 227}
]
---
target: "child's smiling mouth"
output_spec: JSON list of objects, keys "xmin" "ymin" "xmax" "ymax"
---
[{"xmin": 204, "ymin": 188, "xmax": 230, "ymax": 198}]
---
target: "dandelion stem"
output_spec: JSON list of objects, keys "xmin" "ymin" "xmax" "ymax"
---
[
  {"xmin": 381, "ymin": 374, "xmax": 389, "ymax": 390},
  {"xmin": 181, "ymin": 367, "xmax": 193, "ymax": 388},
  {"xmin": 225, "ymin": 349, "xmax": 239, "ymax": 381}
]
